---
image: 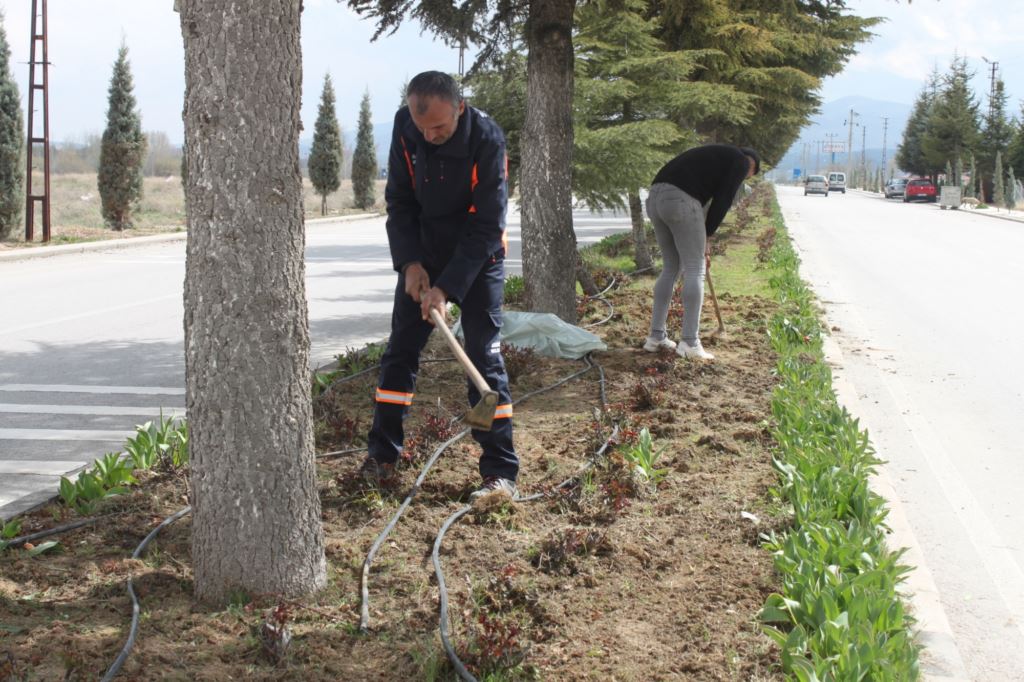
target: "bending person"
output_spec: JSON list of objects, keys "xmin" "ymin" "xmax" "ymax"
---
[{"xmin": 643, "ymin": 144, "xmax": 760, "ymax": 360}]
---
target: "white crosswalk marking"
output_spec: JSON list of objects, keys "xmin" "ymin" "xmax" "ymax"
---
[
  {"xmin": 0, "ymin": 404, "xmax": 184, "ymax": 417},
  {"xmin": 0, "ymin": 428, "xmax": 135, "ymax": 441},
  {"xmin": 0, "ymin": 384, "xmax": 184, "ymax": 395}
]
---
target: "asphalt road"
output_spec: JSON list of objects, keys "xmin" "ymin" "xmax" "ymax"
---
[
  {"xmin": 777, "ymin": 185, "xmax": 1024, "ymax": 681},
  {"xmin": 0, "ymin": 207, "xmax": 631, "ymax": 519}
]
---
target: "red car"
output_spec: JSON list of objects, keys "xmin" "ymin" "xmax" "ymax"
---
[{"xmin": 904, "ymin": 178, "xmax": 937, "ymax": 202}]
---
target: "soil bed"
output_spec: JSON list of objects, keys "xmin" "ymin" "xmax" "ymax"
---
[{"xmin": 1, "ymin": 216, "xmax": 787, "ymax": 681}]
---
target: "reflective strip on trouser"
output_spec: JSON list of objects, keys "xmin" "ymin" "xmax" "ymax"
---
[
  {"xmin": 367, "ymin": 259, "xmax": 518, "ymax": 481},
  {"xmin": 375, "ymin": 388, "xmax": 414, "ymax": 405}
]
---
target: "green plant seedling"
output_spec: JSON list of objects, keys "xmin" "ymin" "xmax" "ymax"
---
[{"xmin": 620, "ymin": 427, "xmax": 669, "ymax": 484}]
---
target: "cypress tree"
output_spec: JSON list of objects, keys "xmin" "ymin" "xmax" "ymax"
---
[
  {"xmin": 954, "ymin": 155, "xmax": 962, "ymax": 187},
  {"xmin": 0, "ymin": 13, "xmax": 23, "ymax": 239},
  {"xmin": 98, "ymin": 43, "xmax": 146, "ymax": 231},
  {"xmin": 944, "ymin": 160, "xmax": 953, "ymax": 186},
  {"xmin": 993, "ymin": 150, "xmax": 1005, "ymax": 208},
  {"xmin": 966, "ymin": 153, "xmax": 977, "ymax": 198},
  {"xmin": 1007, "ymin": 166, "xmax": 1017, "ymax": 210},
  {"xmin": 308, "ymin": 74, "xmax": 343, "ymax": 216},
  {"xmin": 351, "ymin": 90, "xmax": 377, "ymax": 210}
]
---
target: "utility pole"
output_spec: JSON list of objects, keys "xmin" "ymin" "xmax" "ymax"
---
[
  {"xmin": 824, "ymin": 132, "xmax": 840, "ymax": 167},
  {"xmin": 861, "ymin": 125, "xmax": 867, "ymax": 187},
  {"xmin": 814, "ymin": 140, "xmax": 822, "ymax": 175},
  {"xmin": 844, "ymin": 108, "xmax": 860, "ymax": 182},
  {"xmin": 982, "ymin": 56, "xmax": 999, "ymax": 118},
  {"xmin": 881, "ymin": 117, "xmax": 889, "ymax": 179},
  {"xmin": 24, "ymin": 0, "xmax": 52, "ymax": 243}
]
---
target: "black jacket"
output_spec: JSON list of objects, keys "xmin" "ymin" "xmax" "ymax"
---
[
  {"xmin": 652, "ymin": 144, "xmax": 749, "ymax": 236},
  {"xmin": 384, "ymin": 104, "xmax": 508, "ymax": 302}
]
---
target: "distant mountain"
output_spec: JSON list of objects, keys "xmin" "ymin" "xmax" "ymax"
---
[{"xmin": 774, "ymin": 96, "xmax": 913, "ymax": 178}]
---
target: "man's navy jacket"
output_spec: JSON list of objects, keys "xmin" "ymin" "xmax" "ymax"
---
[{"xmin": 384, "ymin": 104, "xmax": 508, "ymax": 303}]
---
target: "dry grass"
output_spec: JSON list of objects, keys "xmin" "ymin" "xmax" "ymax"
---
[{"xmin": 2, "ymin": 174, "xmax": 385, "ymax": 248}]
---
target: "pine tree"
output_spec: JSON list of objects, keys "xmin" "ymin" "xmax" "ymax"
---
[
  {"xmin": 655, "ymin": 0, "xmax": 878, "ymax": 164},
  {"xmin": 897, "ymin": 71, "xmax": 939, "ymax": 177},
  {"xmin": 0, "ymin": 12, "xmax": 23, "ymax": 239},
  {"xmin": 308, "ymin": 74, "xmax": 343, "ymax": 216},
  {"xmin": 1006, "ymin": 104, "xmax": 1024, "ymax": 183},
  {"xmin": 993, "ymin": 150, "xmax": 1005, "ymax": 208},
  {"xmin": 978, "ymin": 78, "xmax": 1013, "ymax": 201},
  {"xmin": 1007, "ymin": 166, "xmax": 1017, "ymax": 210},
  {"xmin": 954, "ymin": 155, "xmax": 962, "ymax": 187},
  {"xmin": 98, "ymin": 43, "xmax": 146, "ymax": 231},
  {"xmin": 573, "ymin": 0, "xmax": 715, "ymax": 271},
  {"xmin": 921, "ymin": 56, "xmax": 980, "ymax": 181},
  {"xmin": 351, "ymin": 90, "xmax": 377, "ymax": 210},
  {"xmin": 944, "ymin": 160, "xmax": 953, "ymax": 186}
]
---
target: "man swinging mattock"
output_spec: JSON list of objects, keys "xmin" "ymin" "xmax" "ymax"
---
[{"xmin": 361, "ymin": 71, "xmax": 519, "ymax": 500}]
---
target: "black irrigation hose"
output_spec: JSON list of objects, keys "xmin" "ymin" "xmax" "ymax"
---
[
  {"xmin": 431, "ymin": 317, "xmax": 615, "ymax": 677},
  {"xmin": 315, "ymin": 446, "xmax": 368, "ymax": 460},
  {"xmin": 359, "ymin": 426, "xmax": 473, "ymax": 632},
  {"xmin": 359, "ymin": 356, "xmax": 599, "ymax": 633},
  {"xmin": 583, "ymin": 296, "xmax": 615, "ymax": 329},
  {"xmin": 102, "ymin": 505, "xmax": 192, "ymax": 682},
  {"xmin": 4, "ymin": 514, "xmax": 117, "ymax": 548},
  {"xmin": 432, "ymin": 505, "xmax": 476, "ymax": 682},
  {"xmin": 432, "ymin": 396, "xmax": 619, "ymax": 680}
]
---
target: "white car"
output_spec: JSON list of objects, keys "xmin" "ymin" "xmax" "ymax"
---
[
  {"xmin": 804, "ymin": 175, "xmax": 829, "ymax": 196},
  {"xmin": 827, "ymin": 171, "xmax": 847, "ymax": 193}
]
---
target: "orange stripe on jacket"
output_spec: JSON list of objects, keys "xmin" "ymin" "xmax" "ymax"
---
[
  {"xmin": 468, "ymin": 156, "xmax": 509, "ymax": 252},
  {"xmin": 493, "ymin": 404, "xmax": 513, "ymax": 419},
  {"xmin": 399, "ymin": 137, "xmax": 415, "ymax": 187}
]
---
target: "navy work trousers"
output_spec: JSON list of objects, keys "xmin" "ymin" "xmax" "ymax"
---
[{"xmin": 367, "ymin": 257, "xmax": 518, "ymax": 481}]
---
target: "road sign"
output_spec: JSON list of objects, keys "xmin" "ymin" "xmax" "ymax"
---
[
  {"xmin": 823, "ymin": 143, "xmax": 846, "ymax": 153},
  {"xmin": 793, "ymin": 168, "xmax": 802, "ymax": 179}
]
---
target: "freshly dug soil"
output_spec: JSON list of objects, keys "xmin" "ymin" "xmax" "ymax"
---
[{"xmin": 1, "ymin": 223, "xmax": 786, "ymax": 681}]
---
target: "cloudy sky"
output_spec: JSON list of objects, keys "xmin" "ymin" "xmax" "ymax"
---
[{"xmin": 2, "ymin": 0, "xmax": 1022, "ymax": 146}]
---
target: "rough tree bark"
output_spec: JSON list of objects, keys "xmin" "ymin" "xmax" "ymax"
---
[
  {"xmin": 179, "ymin": 0, "xmax": 327, "ymax": 603},
  {"xmin": 628, "ymin": 191, "xmax": 653, "ymax": 271},
  {"xmin": 521, "ymin": 0, "xmax": 579, "ymax": 323}
]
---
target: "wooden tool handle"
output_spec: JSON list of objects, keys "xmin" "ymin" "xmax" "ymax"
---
[
  {"xmin": 429, "ymin": 308, "xmax": 494, "ymax": 397},
  {"xmin": 706, "ymin": 270, "xmax": 725, "ymax": 330}
]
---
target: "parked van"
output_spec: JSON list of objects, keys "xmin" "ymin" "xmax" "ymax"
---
[{"xmin": 827, "ymin": 172, "xmax": 846, "ymax": 193}]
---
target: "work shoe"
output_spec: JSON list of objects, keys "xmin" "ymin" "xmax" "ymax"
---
[
  {"xmin": 469, "ymin": 477, "xmax": 518, "ymax": 501},
  {"xmin": 360, "ymin": 456, "xmax": 397, "ymax": 486},
  {"xmin": 676, "ymin": 340, "xmax": 714, "ymax": 361},
  {"xmin": 642, "ymin": 335, "xmax": 677, "ymax": 352}
]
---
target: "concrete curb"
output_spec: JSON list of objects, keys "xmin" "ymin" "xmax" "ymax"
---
[
  {"xmin": 821, "ymin": 334, "xmax": 971, "ymax": 682},
  {"xmin": 0, "ymin": 212, "xmax": 382, "ymax": 264}
]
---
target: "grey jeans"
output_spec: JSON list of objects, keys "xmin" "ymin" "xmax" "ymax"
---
[{"xmin": 645, "ymin": 182, "xmax": 706, "ymax": 345}]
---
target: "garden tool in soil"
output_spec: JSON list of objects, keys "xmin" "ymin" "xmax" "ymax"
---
[
  {"xmin": 706, "ymin": 270, "xmax": 726, "ymax": 340},
  {"xmin": 429, "ymin": 307, "xmax": 499, "ymax": 431}
]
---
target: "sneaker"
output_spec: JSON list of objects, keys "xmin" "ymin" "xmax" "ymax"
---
[
  {"xmin": 469, "ymin": 477, "xmax": 518, "ymax": 501},
  {"xmin": 676, "ymin": 340, "xmax": 715, "ymax": 361},
  {"xmin": 642, "ymin": 336, "xmax": 678, "ymax": 352},
  {"xmin": 360, "ymin": 456, "xmax": 397, "ymax": 486}
]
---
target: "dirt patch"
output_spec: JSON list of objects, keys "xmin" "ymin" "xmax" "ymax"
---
[{"xmin": 1, "ymin": 230, "xmax": 786, "ymax": 681}]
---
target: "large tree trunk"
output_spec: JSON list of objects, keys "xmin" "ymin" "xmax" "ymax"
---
[
  {"xmin": 521, "ymin": 0, "xmax": 578, "ymax": 323},
  {"xmin": 628, "ymin": 190, "xmax": 652, "ymax": 271},
  {"xmin": 180, "ymin": 0, "xmax": 326, "ymax": 604}
]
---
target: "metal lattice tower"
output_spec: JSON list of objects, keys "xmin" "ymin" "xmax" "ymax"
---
[{"xmin": 25, "ymin": 0, "xmax": 52, "ymax": 243}]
